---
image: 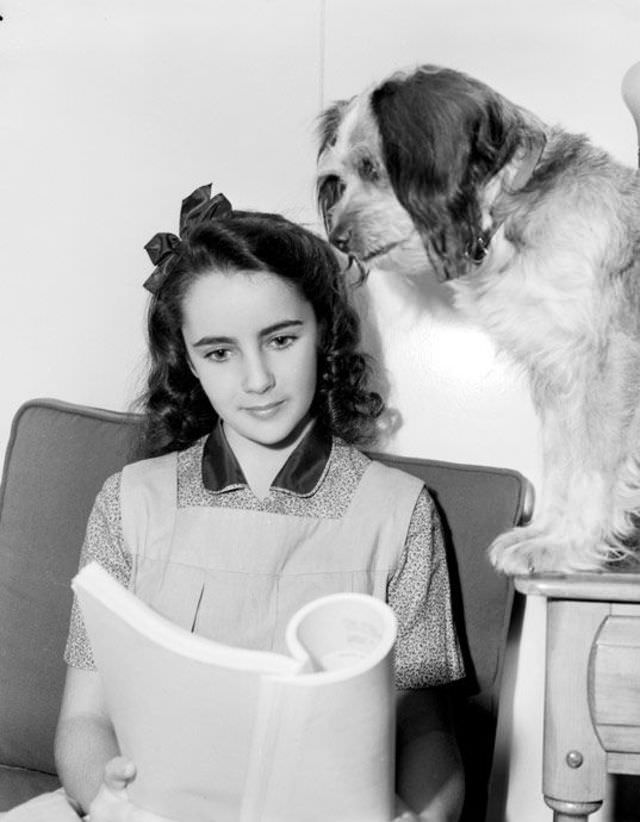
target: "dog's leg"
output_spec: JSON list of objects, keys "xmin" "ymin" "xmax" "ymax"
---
[
  {"xmin": 490, "ymin": 332, "xmax": 640, "ymax": 574},
  {"xmin": 608, "ymin": 401, "xmax": 640, "ymax": 552},
  {"xmin": 489, "ymin": 404, "xmax": 612, "ymax": 574}
]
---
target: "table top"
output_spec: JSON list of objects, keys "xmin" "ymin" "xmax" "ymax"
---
[{"xmin": 515, "ymin": 571, "xmax": 640, "ymax": 602}]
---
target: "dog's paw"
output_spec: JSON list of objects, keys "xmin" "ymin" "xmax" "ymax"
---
[
  {"xmin": 488, "ymin": 524, "xmax": 605, "ymax": 575},
  {"xmin": 489, "ymin": 526, "xmax": 555, "ymax": 575}
]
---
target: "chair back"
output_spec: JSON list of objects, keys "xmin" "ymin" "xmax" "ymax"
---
[
  {"xmin": 369, "ymin": 451, "xmax": 532, "ymax": 822},
  {"xmin": 0, "ymin": 399, "xmax": 141, "ymax": 807}
]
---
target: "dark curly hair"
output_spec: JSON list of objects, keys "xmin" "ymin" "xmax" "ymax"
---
[{"xmin": 137, "ymin": 210, "xmax": 383, "ymax": 457}]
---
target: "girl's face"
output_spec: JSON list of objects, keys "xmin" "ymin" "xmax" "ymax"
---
[{"xmin": 182, "ymin": 267, "xmax": 319, "ymax": 452}]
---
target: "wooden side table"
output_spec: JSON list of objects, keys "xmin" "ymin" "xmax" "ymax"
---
[{"xmin": 514, "ymin": 573, "xmax": 640, "ymax": 821}]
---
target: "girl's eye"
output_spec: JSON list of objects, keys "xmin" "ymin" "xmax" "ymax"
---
[
  {"xmin": 269, "ymin": 335, "xmax": 296, "ymax": 350},
  {"xmin": 205, "ymin": 348, "xmax": 231, "ymax": 362}
]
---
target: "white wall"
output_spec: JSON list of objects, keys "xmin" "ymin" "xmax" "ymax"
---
[
  {"xmin": 0, "ymin": 0, "xmax": 322, "ymax": 455},
  {"xmin": 2, "ymin": 1, "xmax": 640, "ymax": 819}
]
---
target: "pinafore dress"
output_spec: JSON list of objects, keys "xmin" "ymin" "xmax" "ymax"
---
[{"xmin": 120, "ymin": 452, "xmax": 424, "ymax": 653}]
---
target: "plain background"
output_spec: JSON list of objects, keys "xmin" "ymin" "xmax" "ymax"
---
[{"xmin": 2, "ymin": 1, "xmax": 640, "ymax": 818}]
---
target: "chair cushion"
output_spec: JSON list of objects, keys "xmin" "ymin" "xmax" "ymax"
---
[
  {"xmin": 371, "ymin": 452, "xmax": 532, "ymax": 822},
  {"xmin": 0, "ymin": 400, "xmax": 140, "ymax": 779},
  {"xmin": 371, "ymin": 452, "xmax": 531, "ymax": 699}
]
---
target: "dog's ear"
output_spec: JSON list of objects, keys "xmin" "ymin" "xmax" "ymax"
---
[
  {"xmin": 317, "ymin": 99, "xmax": 350, "ymax": 159},
  {"xmin": 316, "ymin": 99, "xmax": 351, "ymax": 234},
  {"xmin": 502, "ymin": 106, "xmax": 547, "ymax": 193},
  {"xmin": 370, "ymin": 67, "xmax": 531, "ymax": 278},
  {"xmin": 317, "ymin": 175, "xmax": 345, "ymax": 236}
]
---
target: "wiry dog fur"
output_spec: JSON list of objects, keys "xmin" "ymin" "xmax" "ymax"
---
[{"xmin": 316, "ymin": 64, "xmax": 640, "ymax": 574}]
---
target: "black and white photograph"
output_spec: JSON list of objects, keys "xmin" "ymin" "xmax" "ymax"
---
[{"xmin": 1, "ymin": 2, "xmax": 640, "ymax": 821}]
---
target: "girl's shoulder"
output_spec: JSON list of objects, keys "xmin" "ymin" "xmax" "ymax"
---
[
  {"xmin": 122, "ymin": 448, "xmax": 178, "ymax": 481},
  {"xmin": 92, "ymin": 440, "xmax": 204, "ymax": 512},
  {"xmin": 90, "ymin": 452, "xmax": 176, "ymax": 520},
  {"xmin": 331, "ymin": 436, "xmax": 371, "ymax": 470},
  {"xmin": 121, "ymin": 437, "xmax": 204, "ymax": 485},
  {"xmin": 332, "ymin": 439, "xmax": 426, "ymax": 499}
]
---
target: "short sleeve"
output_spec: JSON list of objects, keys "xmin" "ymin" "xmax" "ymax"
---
[
  {"xmin": 388, "ymin": 487, "xmax": 465, "ymax": 689},
  {"xmin": 63, "ymin": 472, "xmax": 132, "ymax": 669}
]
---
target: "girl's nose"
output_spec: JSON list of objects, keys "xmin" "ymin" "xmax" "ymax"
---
[{"xmin": 243, "ymin": 353, "xmax": 275, "ymax": 393}]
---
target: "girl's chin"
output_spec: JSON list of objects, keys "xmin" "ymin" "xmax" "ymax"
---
[{"xmin": 226, "ymin": 413, "xmax": 315, "ymax": 452}]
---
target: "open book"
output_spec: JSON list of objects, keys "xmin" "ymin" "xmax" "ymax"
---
[{"xmin": 72, "ymin": 562, "xmax": 398, "ymax": 822}]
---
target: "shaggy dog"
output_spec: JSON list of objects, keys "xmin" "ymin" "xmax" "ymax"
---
[{"xmin": 316, "ymin": 64, "xmax": 640, "ymax": 575}]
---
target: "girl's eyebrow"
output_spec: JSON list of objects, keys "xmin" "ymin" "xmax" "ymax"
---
[
  {"xmin": 260, "ymin": 319, "xmax": 304, "ymax": 337},
  {"xmin": 191, "ymin": 320, "xmax": 304, "ymax": 348},
  {"xmin": 192, "ymin": 335, "xmax": 234, "ymax": 348}
]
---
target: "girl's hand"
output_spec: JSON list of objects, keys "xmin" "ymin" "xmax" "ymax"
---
[{"xmin": 88, "ymin": 757, "xmax": 176, "ymax": 822}]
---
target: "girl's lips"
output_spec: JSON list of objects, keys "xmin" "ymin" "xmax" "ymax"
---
[{"xmin": 243, "ymin": 400, "xmax": 285, "ymax": 417}]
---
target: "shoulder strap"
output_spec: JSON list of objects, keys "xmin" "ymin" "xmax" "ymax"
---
[
  {"xmin": 120, "ymin": 451, "xmax": 177, "ymax": 558},
  {"xmin": 348, "ymin": 458, "xmax": 424, "ymax": 533}
]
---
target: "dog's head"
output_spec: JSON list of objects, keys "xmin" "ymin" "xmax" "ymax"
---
[{"xmin": 317, "ymin": 65, "xmax": 546, "ymax": 281}]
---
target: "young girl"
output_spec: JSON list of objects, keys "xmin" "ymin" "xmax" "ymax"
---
[{"xmin": 53, "ymin": 186, "xmax": 465, "ymax": 822}]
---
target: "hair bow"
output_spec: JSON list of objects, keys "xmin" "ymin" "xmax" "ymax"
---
[{"xmin": 143, "ymin": 184, "xmax": 233, "ymax": 294}]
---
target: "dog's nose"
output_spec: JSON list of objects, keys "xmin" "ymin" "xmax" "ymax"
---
[{"xmin": 329, "ymin": 226, "xmax": 352, "ymax": 252}]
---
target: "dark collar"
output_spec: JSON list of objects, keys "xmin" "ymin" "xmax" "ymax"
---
[
  {"xmin": 202, "ymin": 420, "xmax": 333, "ymax": 496},
  {"xmin": 466, "ymin": 137, "xmax": 546, "ymax": 266}
]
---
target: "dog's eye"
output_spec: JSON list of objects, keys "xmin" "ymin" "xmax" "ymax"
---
[{"xmin": 359, "ymin": 156, "xmax": 379, "ymax": 182}]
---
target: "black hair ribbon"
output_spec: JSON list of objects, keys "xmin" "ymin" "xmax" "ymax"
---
[{"xmin": 143, "ymin": 183, "xmax": 233, "ymax": 294}]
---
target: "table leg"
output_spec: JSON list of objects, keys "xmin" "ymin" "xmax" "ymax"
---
[
  {"xmin": 545, "ymin": 797, "xmax": 602, "ymax": 821},
  {"xmin": 542, "ymin": 600, "xmax": 609, "ymax": 819}
]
